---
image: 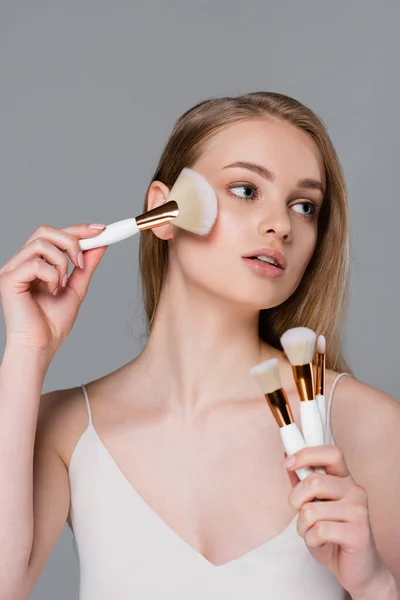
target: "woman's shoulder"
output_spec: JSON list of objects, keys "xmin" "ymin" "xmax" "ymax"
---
[
  {"xmin": 324, "ymin": 368, "xmax": 400, "ymax": 458},
  {"xmin": 325, "ymin": 368, "xmax": 397, "ymax": 412},
  {"xmin": 41, "ymin": 358, "xmax": 141, "ymax": 469}
]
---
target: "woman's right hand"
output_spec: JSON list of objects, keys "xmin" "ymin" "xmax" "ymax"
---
[{"xmin": 0, "ymin": 223, "xmax": 108, "ymax": 360}]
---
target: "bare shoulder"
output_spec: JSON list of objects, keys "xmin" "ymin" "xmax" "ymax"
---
[
  {"xmin": 326, "ymin": 370, "xmax": 399, "ymax": 445},
  {"xmin": 39, "ymin": 358, "xmax": 140, "ymax": 469},
  {"xmin": 324, "ymin": 368, "xmax": 400, "ymax": 480}
]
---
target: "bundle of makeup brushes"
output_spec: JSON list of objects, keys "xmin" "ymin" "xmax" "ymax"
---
[{"xmin": 250, "ymin": 328, "xmax": 326, "ymax": 482}]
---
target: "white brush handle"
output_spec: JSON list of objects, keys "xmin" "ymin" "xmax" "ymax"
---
[
  {"xmin": 299, "ymin": 400, "xmax": 326, "ymax": 474},
  {"xmin": 316, "ymin": 394, "xmax": 326, "ymax": 433},
  {"xmin": 78, "ymin": 218, "xmax": 140, "ymax": 250},
  {"xmin": 279, "ymin": 422, "xmax": 314, "ymax": 481}
]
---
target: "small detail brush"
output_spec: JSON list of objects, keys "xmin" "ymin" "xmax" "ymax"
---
[
  {"xmin": 280, "ymin": 327, "xmax": 326, "ymax": 475},
  {"xmin": 78, "ymin": 168, "xmax": 218, "ymax": 251},
  {"xmin": 315, "ymin": 335, "xmax": 326, "ymax": 433},
  {"xmin": 250, "ymin": 358, "xmax": 314, "ymax": 481}
]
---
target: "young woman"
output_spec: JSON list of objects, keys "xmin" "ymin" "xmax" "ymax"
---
[{"xmin": 0, "ymin": 92, "xmax": 399, "ymax": 600}]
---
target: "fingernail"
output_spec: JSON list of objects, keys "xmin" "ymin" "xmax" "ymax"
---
[
  {"xmin": 53, "ymin": 287, "xmax": 58, "ymax": 296},
  {"xmin": 282, "ymin": 455, "xmax": 296, "ymax": 468},
  {"xmin": 62, "ymin": 274, "xmax": 68, "ymax": 287},
  {"xmin": 89, "ymin": 223, "xmax": 106, "ymax": 230},
  {"xmin": 78, "ymin": 252, "xmax": 84, "ymax": 269}
]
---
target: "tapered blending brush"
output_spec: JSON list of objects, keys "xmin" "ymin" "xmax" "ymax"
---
[
  {"xmin": 315, "ymin": 335, "xmax": 326, "ymax": 432},
  {"xmin": 280, "ymin": 327, "xmax": 326, "ymax": 475},
  {"xmin": 78, "ymin": 168, "xmax": 218, "ymax": 251},
  {"xmin": 250, "ymin": 358, "xmax": 314, "ymax": 481}
]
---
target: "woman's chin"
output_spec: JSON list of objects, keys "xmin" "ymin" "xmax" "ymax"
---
[{"xmin": 223, "ymin": 292, "xmax": 290, "ymax": 313}]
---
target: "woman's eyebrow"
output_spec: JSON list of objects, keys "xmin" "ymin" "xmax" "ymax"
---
[{"xmin": 223, "ymin": 161, "xmax": 325, "ymax": 195}]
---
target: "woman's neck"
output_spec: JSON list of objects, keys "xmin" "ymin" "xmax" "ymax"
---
[{"xmin": 138, "ymin": 274, "xmax": 281, "ymax": 417}]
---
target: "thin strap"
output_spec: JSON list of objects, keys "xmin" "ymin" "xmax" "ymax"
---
[
  {"xmin": 80, "ymin": 384, "xmax": 93, "ymax": 426},
  {"xmin": 325, "ymin": 372, "xmax": 351, "ymax": 444}
]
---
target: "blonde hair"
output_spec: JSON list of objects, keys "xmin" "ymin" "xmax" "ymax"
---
[{"xmin": 139, "ymin": 92, "xmax": 353, "ymax": 375}]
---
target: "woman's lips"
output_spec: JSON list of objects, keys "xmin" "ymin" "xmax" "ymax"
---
[
  {"xmin": 241, "ymin": 257, "xmax": 286, "ymax": 278},
  {"xmin": 242, "ymin": 247, "xmax": 287, "ymax": 270}
]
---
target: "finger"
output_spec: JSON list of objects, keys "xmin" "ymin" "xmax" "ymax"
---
[
  {"xmin": 287, "ymin": 467, "xmax": 301, "ymax": 488},
  {"xmin": 289, "ymin": 472, "xmax": 349, "ymax": 510},
  {"xmin": 23, "ymin": 223, "xmax": 106, "ymax": 243},
  {"xmin": 284, "ymin": 445, "xmax": 350, "ymax": 478},
  {"xmin": 21, "ymin": 224, "xmax": 106, "ymax": 269},
  {"xmin": 283, "ymin": 452, "xmax": 300, "ymax": 488},
  {"xmin": 297, "ymin": 500, "xmax": 363, "ymax": 538},
  {"xmin": 66, "ymin": 245, "xmax": 108, "ymax": 302},
  {"xmin": 304, "ymin": 521, "xmax": 360, "ymax": 551},
  {"xmin": 1, "ymin": 257, "xmax": 60, "ymax": 297},
  {"xmin": 61, "ymin": 223, "xmax": 106, "ymax": 237},
  {"xmin": 2, "ymin": 239, "xmax": 70, "ymax": 289}
]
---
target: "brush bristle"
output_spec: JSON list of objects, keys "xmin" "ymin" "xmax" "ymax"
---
[
  {"xmin": 317, "ymin": 334, "xmax": 326, "ymax": 354},
  {"xmin": 280, "ymin": 327, "xmax": 317, "ymax": 365},
  {"xmin": 250, "ymin": 358, "xmax": 282, "ymax": 395},
  {"xmin": 168, "ymin": 168, "xmax": 218, "ymax": 235}
]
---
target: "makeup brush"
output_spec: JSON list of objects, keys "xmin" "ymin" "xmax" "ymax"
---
[
  {"xmin": 280, "ymin": 327, "xmax": 326, "ymax": 475},
  {"xmin": 78, "ymin": 168, "xmax": 218, "ymax": 251},
  {"xmin": 250, "ymin": 358, "xmax": 314, "ymax": 481},
  {"xmin": 315, "ymin": 335, "xmax": 326, "ymax": 433}
]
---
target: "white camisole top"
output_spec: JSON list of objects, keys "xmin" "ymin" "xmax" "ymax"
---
[{"xmin": 68, "ymin": 373, "xmax": 350, "ymax": 599}]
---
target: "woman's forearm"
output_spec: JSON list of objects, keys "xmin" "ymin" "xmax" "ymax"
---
[{"xmin": 0, "ymin": 343, "xmax": 49, "ymax": 596}]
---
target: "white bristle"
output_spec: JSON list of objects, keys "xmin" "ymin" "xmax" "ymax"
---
[
  {"xmin": 280, "ymin": 327, "xmax": 317, "ymax": 366},
  {"xmin": 168, "ymin": 168, "xmax": 218, "ymax": 235},
  {"xmin": 250, "ymin": 358, "xmax": 282, "ymax": 395},
  {"xmin": 317, "ymin": 335, "xmax": 326, "ymax": 354}
]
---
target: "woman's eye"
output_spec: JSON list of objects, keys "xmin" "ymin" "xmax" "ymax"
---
[
  {"xmin": 291, "ymin": 201, "xmax": 316, "ymax": 217},
  {"xmin": 230, "ymin": 185, "xmax": 257, "ymax": 201}
]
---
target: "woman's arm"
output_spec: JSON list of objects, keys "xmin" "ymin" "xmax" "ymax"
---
[
  {"xmin": 0, "ymin": 345, "xmax": 71, "ymax": 600},
  {"xmin": 329, "ymin": 375, "xmax": 400, "ymax": 590}
]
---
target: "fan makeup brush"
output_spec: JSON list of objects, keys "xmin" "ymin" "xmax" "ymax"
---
[{"xmin": 78, "ymin": 168, "xmax": 218, "ymax": 251}]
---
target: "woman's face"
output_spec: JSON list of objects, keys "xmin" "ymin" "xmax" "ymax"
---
[{"xmin": 167, "ymin": 117, "xmax": 326, "ymax": 310}]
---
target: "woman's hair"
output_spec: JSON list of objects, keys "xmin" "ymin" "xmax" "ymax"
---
[{"xmin": 139, "ymin": 92, "xmax": 353, "ymax": 375}]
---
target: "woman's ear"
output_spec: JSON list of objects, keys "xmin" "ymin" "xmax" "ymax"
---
[{"xmin": 146, "ymin": 180, "xmax": 174, "ymax": 241}]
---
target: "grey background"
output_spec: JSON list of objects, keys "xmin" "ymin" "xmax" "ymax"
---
[{"xmin": 0, "ymin": 1, "xmax": 399, "ymax": 597}]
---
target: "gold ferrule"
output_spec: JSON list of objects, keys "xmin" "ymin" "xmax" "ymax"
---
[
  {"xmin": 265, "ymin": 388, "xmax": 294, "ymax": 428},
  {"xmin": 315, "ymin": 352, "xmax": 325, "ymax": 396},
  {"xmin": 292, "ymin": 363, "xmax": 315, "ymax": 401},
  {"xmin": 135, "ymin": 200, "xmax": 179, "ymax": 231}
]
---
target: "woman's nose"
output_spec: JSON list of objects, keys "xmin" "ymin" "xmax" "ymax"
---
[{"xmin": 257, "ymin": 202, "xmax": 292, "ymax": 242}]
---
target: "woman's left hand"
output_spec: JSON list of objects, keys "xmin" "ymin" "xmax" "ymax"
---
[{"xmin": 283, "ymin": 445, "xmax": 391, "ymax": 598}]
